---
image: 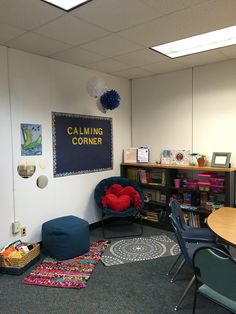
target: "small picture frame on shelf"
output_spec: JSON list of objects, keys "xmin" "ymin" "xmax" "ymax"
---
[
  {"xmin": 211, "ymin": 152, "xmax": 231, "ymax": 168},
  {"xmin": 124, "ymin": 148, "xmax": 137, "ymax": 163},
  {"xmin": 137, "ymin": 147, "xmax": 149, "ymax": 163}
]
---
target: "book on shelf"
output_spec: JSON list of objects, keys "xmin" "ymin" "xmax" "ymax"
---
[
  {"xmin": 182, "ymin": 211, "xmax": 200, "ymax": 227},
  {"xmin": 139, "ymin": 169, "xmax": 147, "ymax": 184},
  {"xmin": 143, "ymin": 210, "xmax": 159, "ymax": 222},
  {"xmin": 127, "ymin": 168, "xmax": 138, "ymax": 181}
]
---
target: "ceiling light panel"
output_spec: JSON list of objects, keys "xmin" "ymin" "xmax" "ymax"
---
[
  {"xmin": 151, "ymin": 25, "xmax": 236, "ymax": 58},
  {"xmin": 41, "ymin": 0, "xmax": 93, "ymax": 11}
]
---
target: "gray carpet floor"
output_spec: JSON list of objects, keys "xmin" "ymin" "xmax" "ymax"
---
[{"xmin": 0, "ymin": 224, "xmax": 233, "ymax": 314}]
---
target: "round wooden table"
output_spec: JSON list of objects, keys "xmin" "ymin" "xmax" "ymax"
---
[{"xmin": 207, "ymin": 207, "xmax": 236, "ymax": 246}]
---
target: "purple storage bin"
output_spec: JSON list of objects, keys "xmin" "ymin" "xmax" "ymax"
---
[
  {"xmin": 210, "ymin": 177, "xmax": 224, "ymax": 186},
  {"xmin": 187, "ymin": 180, "xmax": 198, "ymax": 190},
  {"xmin": 210, "ymin": 185, "xmax": 224, "ymax": 193}
]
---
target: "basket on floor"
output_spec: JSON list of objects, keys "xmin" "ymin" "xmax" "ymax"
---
[{"xmin": 0, "ymin": 243, "xmax": 40, "ymax": 275}]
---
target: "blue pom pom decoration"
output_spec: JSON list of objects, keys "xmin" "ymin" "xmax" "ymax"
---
[{"xmin": 100, "ymin": 89, "xmax": 120, "ymax": 110}]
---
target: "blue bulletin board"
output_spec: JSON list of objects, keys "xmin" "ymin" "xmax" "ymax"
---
[{"xmin": 52, "ymin": 112, "xmax": 113, "ymax": 177}]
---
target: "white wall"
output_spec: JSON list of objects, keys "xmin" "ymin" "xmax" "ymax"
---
[
  {"xmin": 0, "ymin": 47, "xmax": 15, "ymax": 246},
  {"xmin": 0, "ymin": 46, "xmax": 131, "ymax": 247},
  {"xmin": 132, "ymin": 59, "xmax": 236, "ymax": 166}
]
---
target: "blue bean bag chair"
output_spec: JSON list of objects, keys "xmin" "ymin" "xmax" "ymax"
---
[{"xmin": 42, "ymin": 215, "xmax": 89, "ymax": 260}]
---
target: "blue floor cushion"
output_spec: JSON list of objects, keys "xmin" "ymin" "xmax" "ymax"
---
[{"xmin": 42, "ymin": 215, "xmax": 89, "ymax": 260}]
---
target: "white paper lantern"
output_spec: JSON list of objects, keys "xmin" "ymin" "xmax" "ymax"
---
[{"xmin": 86, "ymin": 77, "xmax": 107, "ymax": 98}]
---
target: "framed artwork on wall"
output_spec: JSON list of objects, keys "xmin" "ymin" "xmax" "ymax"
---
[
  {"xmin": 211, "ymin": 152, "xmax": 231, "ymax": 168},
  {"xmin": 21, "ymin": 123, "xmax": 42, "ymax": 156}
]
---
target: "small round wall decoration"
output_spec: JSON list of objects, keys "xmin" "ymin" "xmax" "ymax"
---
[{"xmin": 100, "ymin": 89, "xmax": 121, "ymax": 110}]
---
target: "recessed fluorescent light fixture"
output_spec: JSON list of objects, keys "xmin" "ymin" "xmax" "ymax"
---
[
  {"xmin": 151, "ymin": 25, "xmax": 236, "ymax": 58},
  {"xmin": 41, "ymin": 0, "xmax": 93, "ymax": 12}
]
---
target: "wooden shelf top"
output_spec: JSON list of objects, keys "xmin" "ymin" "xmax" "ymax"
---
[{"xmin": 121, "ymin": 162, "xmax": 236, "ymax": 172}]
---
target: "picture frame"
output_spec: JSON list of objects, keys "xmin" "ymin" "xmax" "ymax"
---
[
  {"xmin": 124, "ymin": 148, "xmax": 137, "ymax": 163},
  {"xmin": 137, "ymin": 147, "xmax": 149, "ymax": 163},
  {"xmin": 211, "ymin": 152, "xmax": 231, "ymax": 168}
]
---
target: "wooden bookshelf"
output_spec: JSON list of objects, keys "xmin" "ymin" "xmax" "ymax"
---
[{"xmin": 121, "ymin": 163, "xmax": 236, "ymax": 230}]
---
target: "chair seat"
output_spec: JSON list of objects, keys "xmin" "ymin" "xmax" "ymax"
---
[
  {"xmin": 186, "ymin": 242, "xmax": 217, "ymax": 263},
  {"xmin": 182, "ymin": 227, "xmax": 216, "ymax": 242},
  {"xmin": 103, "ymin": 207, "xmax": 139, "ymax": 217},
  {"xmin": 94, "ymin": 176, "xmax": 144, "ymax": 238},
  {"xmin": 199, "ymin": 284, "xmax": 236, "ymax": 312}
]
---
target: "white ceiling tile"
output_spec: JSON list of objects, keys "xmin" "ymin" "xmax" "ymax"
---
[
  {"xmin": 139, "ymin": 0, "xmax": 207, "ymax": 15},
  {"xmin": 114, "ymin": 48, "xmax": 168, "ymax": 67},
  {"xmin": 159, "ymin": 0, "xmax": 236, "ymax": 41},
  {"xmin": 0, "ymin": 0, "xmax": 64, "ymax": 30},
  {"xmin": 219, "ymin": 45, "xmax": 236, "ymax": 59},
  {"xmin": 118, "ymin": 17, "xmax": 171, "ymax": 47},
  {"xmin": 178, "ymin": 50, "xmax": 228, "ymax": 67},
  {"xmin": 35, "ymin": 15, "xmax": 109, "ymax": 46},
  {"xmin": 84, "ymin": 58, "xmax": 132, "ymax": 73},
  {"xmin": 141, "ymin": 60, "xmax": 188, "ymax": 74},
  {"xmin": 51, "ymin": 46, "xmax": 106, "ymax": 65},
  {"xmin": 80, "ymin": 34, "xmax": 143, "ymax": 57},
  {"xmin": 119, "ymin": 0, "xmax": 236, "ymax": 47},
  {"xmin": 0, "ymin": 23, "xmax": 26, "ymax": 43},
  {"xmin": 111, "ymin": 67, "xmax": 154, "ymax": 79},
  {"xmin": 6, "ymin": 32, "xmax": 72, "ymax": 56},
  {"xmin": 72, "ymin": 0, "xmax": 161, "ymax": 32},
  {"xmin": 0, "ymin": 0, "xmax": 235, "ymax": 79}
]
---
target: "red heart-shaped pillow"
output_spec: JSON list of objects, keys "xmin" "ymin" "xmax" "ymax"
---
[{"xmin": 104, "ymin": 193, "xmax": 130, "ymax": 212}]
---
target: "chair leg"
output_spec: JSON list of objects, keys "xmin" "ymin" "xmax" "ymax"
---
[
  {"xmin": 102, "ymin": 214, "xmax": 108, "ymax": 239},
  {"xmin": 192, "ymin": 283, "xmax": 198, "ymax": 314},
  {"xmin": 167, "ymin": 253, "xmax": 183, "ymax": 276},
  {"xmin": 102, "ymin": 214, "xmax": 143, "ymax": 239},
  {"xmin": 170, "ymin": 259, "xmax": 186, "ymax": 283},
  {"xmin": 139, "ymin": 215, "xmax": 143, "ymax": 236},
  {"xmin": 175, "ymin": 275, "xmax": 195, "ymax": 311}
]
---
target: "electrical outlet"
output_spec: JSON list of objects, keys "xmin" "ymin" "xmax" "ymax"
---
[
  {"xmin": 21, "ymin": 227, "xmax": 27, "ymax": 237},
  {"xmin": 12, "ymin": 221, "xmax": 21, "ymax": 234}
]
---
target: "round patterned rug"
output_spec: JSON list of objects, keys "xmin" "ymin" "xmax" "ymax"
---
[{"xmin": 101, "ymin": 234, "xmax": 179, "ymax": 266}]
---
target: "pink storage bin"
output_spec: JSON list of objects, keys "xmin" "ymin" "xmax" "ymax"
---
[
  {"xmin": 210, "ymin": 177, "xmax": 224, "ymax": 186},
  {"xmin": 198, "ymin": 173, "xmax": 212, "ymax": 178},
  {"xmin": 187, "ymin": 180, "xmax": 198, "ymax": 190}
]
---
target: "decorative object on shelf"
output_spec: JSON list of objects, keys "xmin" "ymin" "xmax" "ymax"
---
[
  {"xmin": 137, "ymin": 147, "xmax": 149, "ymax": 163},
  {"xmin": 191, "ymin": 153, "xmax": 208, "ymax": 167},
  {"xmin": 174, "ymin": 178, "xmax": 181, "ymax": 188},
  {"xmin": 161, "ymin": 149, "xmax": 190, "ymax": 165},
  {"xmin": 211, "ymin": 152, "xmax": 231, "ymax": 168},
  {"xmin": 124, "ymin": 147, "xmax": 137, "ymax": 163},
  {"xmin": 100, "ymin": 89, "xmax": 120, "ymax": 111}
]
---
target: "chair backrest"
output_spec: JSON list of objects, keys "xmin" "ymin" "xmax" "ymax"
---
[
  {"xmin": 169, "ymin": 214, "xmax": 191, "ymax": 264},
  {"xmin": 193, "ymin": 246, "xmax": 236, "ymax": 301},
  {"xmin": 94, "ymin": 176, "xmax": 144, "ymax": 209},
  {"xmin": 169, "ymin": 199, "xmax": 188, "ymax": 231}
]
